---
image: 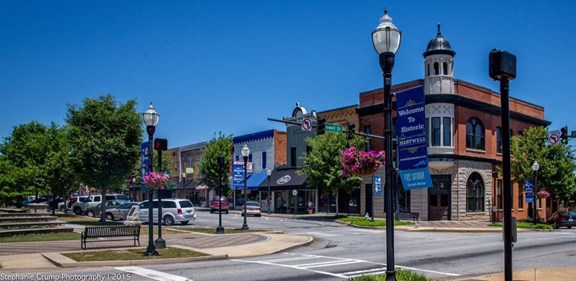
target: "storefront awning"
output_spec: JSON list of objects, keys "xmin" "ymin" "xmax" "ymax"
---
[
  {"xmin": 171, "ymin": 180, "xmax": 196, "ymax": 190},
  {"xmin": 233, "ymin": 171, "xmax": 269, "ymax": 190},
  {"xmin": 259, "ymin": 167, "xmax": 309, "ymax": 190}
]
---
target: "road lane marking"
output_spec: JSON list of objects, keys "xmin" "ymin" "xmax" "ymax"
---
[
  {"xmin": 299, "ymin": 259, "xmax": 363, "ymax": 269},
  {"xmin": 116, "ymin": 266, "xmax": 192, "ymax": 281},
  {"xmin": 231, "ymin": 259, "xmax": 348, "ymax": 279}
]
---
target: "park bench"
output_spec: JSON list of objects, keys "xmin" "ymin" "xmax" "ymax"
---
[
  {"xmin": 80, "ymin": 225, "xmax": 140, "ymax": 249},
  {"xmin": 397, "ymin": 211, "xmax": 420, "ymax": 223}
]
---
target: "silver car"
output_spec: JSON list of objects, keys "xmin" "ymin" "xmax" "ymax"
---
[
  {"xmin": 106, "ymin": 202, "xmax": 139, "ymax": 221},
  {"xmin": 139, "ymin": 199, "xmax": 196, "ymax": 225}
]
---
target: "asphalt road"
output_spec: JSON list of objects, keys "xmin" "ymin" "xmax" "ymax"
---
[{"xmin": 16, "ymin": 214, "xmax": 576, "ymax": 281}]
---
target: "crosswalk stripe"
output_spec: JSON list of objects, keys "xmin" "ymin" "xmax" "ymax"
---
[{"xmin": 116, "ymin": 266, "xmax": 192, "ymax": 281}]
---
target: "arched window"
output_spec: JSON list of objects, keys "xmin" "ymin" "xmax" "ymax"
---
[
  {"xmin": 443, "ymin": 62, "xmax": 448, "ymax": 75},
  {"xmin": 434, "ymin": 62, "xmax": 439, "ymax": 75},
  {"xmin": 427, "ymin": 64, "xmax": 430, "ymax": 76},
  {"xmin": 466, "ymin": 117, "xmax": 485, "ymax": 150},
  {"xmin": 466, "ymin": 172, "xmax": 485, "ymax": 212}
]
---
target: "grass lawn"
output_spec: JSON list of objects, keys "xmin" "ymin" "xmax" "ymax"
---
[
  {"xmin": 336, "ymin": 216, "xmax": 414, "ymax": 228},
  {"xmin": 63, "ymin": 247, "xmax": 208, "ymax": 262},
  {"xmin": 350, "ymin": 269, "xmax": 431, "ymax": 281},
  {"xmin": 490, "ymin": 221, "xmax": 552, "ymax": 230},
  {"xmin": 0, "ymin": 232, "xmax": 81, "ymax": 243}
]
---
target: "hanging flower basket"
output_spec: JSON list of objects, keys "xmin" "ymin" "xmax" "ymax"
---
[
  {"xmin": 537, "ymin": 190, "xmax": 550, "ymax": 199},
  {"xmin": 143, "ymin": 172, "xmax": 170, "ymax": 190},
  {"xmin": 340, "ymin": 146, "xmax": 385, "ymax": 177}
]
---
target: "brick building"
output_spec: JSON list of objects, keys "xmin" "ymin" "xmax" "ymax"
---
[{"xmin": 356, "ymin": 26, "xmax": 549, "ymax": 221}]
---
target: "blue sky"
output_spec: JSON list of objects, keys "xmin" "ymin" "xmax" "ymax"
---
[{"xmin": 1, "ymin": 0, "xmax": 575, "ymax": 148}]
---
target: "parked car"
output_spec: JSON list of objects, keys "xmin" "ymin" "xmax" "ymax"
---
[
  {"xmin": 84, "ymin": 200, "xmax": 124, "ymax": 218},
  {"xmin": 549, "ymin": 210, "xmax": 576, "ymax": 229},
  {"xmin": 108, "ymin": 202, "xmax": 140, "ymax": 221},
  {"xmin": 72, "ymin": 194, "xmax": 129, "ymax": 215},
  {"xmin": 241, "ymin": 201, "xmax": 262, "ymax": 217},
  {"xmin": 210, "ymin": 196, "xmax": 229, "ymax": 214},
  {"xmin": 139, "ymin": 199, "xmax": 196, "ymax": 225}
]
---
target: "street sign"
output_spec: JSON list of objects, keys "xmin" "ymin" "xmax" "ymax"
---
[
  {"xmin": 301, "ymin": 117, "xmax": 312, "ymax": 131},
  {"xmin": 548, "ymin": 130, "xmax": 560, "ymax": 145},
  {"xmin": 325, "ymin": 123, "xmax": 343, "ymax": 132},
  {"xmin": 572, "ymin": 131, "xmax": 576, "ymax": 138}
]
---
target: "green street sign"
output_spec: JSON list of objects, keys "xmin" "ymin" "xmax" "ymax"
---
[
  {"xmin": 325, "ymin": 123, "xmax": 343, "ymax": 132},
  {"xmin": 572, "ymin": 131, "xmax": 576, "ymax": 138}
]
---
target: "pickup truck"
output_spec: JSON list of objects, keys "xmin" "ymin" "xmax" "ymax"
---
[{"xmin": 210, "ymin": 196, "xmax": 229, "ymax": 214}]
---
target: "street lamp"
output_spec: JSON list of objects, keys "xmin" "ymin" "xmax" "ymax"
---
[
  {"xmin": 241, "ymin": 144, "xmax": 250, "ymax": 230},
  {"xmin": 216, "ymin": 156, "xmax": 225, "ymax": 234},
  {"xmin": 142, "ymin": 102, "xmax": 159, "ymax": 256},
  {"xmin": 372, "ymin": 9, "xmax": 401, "ymax": 281},
  {"xmin": 532, "ymin": 161, "xmax": 539, "ymax": 225},
  {"xmin": 267, "ymin": 169, "xmax": 272, "ymax": 215}
]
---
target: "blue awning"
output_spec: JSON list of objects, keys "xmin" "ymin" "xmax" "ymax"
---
[{"xmin": 232, "ymin": 171, "xmax": 269, "ymax": 190}]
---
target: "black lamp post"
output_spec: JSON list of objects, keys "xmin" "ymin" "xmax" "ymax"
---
[
  {"xmin": 372, "ymin": 9, "xmax": 401, "ymax": 281},
  {"xmin": 241, "ymin": 144, "xmax": 250, "ymax": 230},
  {"xmin": 267, "ymin": 169, "xmax": 272, "ymax": 215},
  {"xmin": 216, "ymin": 156, "xmax": 225, "ymax": 234},
  {"xmin": 142, "ymin": 102, "xmax": 159, "ymax": 256},
  {"xmin": 155, "ymin": 146, "xmax": 166, "ymax": 249},
  {"xmin": 489, "ymin": 48, "xmax": 516, "ymax": 281},
  {"xmin": 532, "ymin": 161, "xmax": 539, "ymax": 225}
]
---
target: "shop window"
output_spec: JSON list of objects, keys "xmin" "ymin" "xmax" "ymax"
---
[
  {"xmin": 466, "ymin": 117, "xmax": 485, "ymax": 150},
  {"xmin": 518, "ymin": 185, "xmax": 524, "ymax": 209},
  {"xmin": 364, "ymin": 126, "xmax": 372, "ymax": 150},
  {"xmin": 496, "ymin": 127, "xmax": 502, "ymax": 154},
  {"xmin": 466, "ymin": 172, "xmax": 485, "ymax": 212},
  {"xmin": 496, "ymin": 179, "xmax": 503, "ymax": 209},
  {"xmin": 443, "ymin": 117, "xmax": 452, "ymax": 146}
]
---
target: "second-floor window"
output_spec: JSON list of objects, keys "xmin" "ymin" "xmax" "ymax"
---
[
  {"xmin": 262, "ymin": 151, "xmax": 267, "ymax": 169},
  {"xmin": 466, "ymin": 117, "xmax": 485, "ymax": 150},
  {"xmin": 496, "ymin": 127, "xmax": 502, "ymax": 154},
  {"xmin": 426, "ymin": 116, "xmax": 453, "ymax": 147}
]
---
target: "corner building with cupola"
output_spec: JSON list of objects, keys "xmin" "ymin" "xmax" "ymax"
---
[{"xmin": 354, "ymin": 25, "xmax": 549, "ymax": 221}]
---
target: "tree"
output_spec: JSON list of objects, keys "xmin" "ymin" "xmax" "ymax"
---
[
  {"xmin": 510, "ymin": 126, "xmax": 576, "ymax": 209},
  {"xmin": 198, "ymin": 133, "xmax": 233, "ymax": 197},
  {"xmin": 66, "ymin": 95, "xmax": 142, "ymax": 222},
  {"xmin": 0, "ymin": 122, "xmax": 51, "ymax": 205},
  {"xmin": 301, "ymin": 132, "xmax": 363, "ymax": 214},
  {"xmin": 44, "ymin": 124, "xmax": 78, "ymax": 214}
]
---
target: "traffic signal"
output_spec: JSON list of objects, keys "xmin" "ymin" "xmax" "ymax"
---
[
  {"xmin": 560, "ymin": 126, "xmax": 568, "ymax": 144},
  {"xmin": 317, "ymin": 118, "xmax": 326, "ymax": 135},
  {"xmin": 347, "ymin": 123, "xmax": 356, "ymax": 140},
  {"xmin": 154, "ymin": 138, "xmax": 168, "ymax": 151}
]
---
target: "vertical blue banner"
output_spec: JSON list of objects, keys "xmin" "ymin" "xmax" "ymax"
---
[
  {"xmin": 395, "ymin": 86, "xmax": 432, "ymax": 190},
  {"xmin": 232, "ymin": 164, "xmax": 245, "ymax": 189},
  {"xmin": 525, "ymin": 179, "xmax": 534, "ymax": 203},
  {"xmin": 374, "ymin": 176, "xmax": 382, "ymax": 195},
  {"xmin": 141, "ymin": 142, "xmax": 149, "ymax": 177}
]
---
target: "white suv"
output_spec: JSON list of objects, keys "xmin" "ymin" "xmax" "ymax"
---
[
  {"xmin": 138, "ymin": 199, "xmax": 196, "ymax": 225},
  {"xmin": 72, "ymin": 194, "xmax": 130, "ymax": 215}
]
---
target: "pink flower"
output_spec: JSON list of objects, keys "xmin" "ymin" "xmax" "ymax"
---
[
  {"xmin": 340, "ymin": 146, "xmax": 385, "ymax": 176},
  {"xmin": 143, "ymin": 172, "xmax": 170, "ymax": 190},
  {"xmin": 537, "ymin": 190, "xmax": 550, "ymax": 198}
]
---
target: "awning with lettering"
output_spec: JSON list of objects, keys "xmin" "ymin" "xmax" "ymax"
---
[{"xmin": 259, "ymin": 167, "xmax": 309, "ymax": 190}]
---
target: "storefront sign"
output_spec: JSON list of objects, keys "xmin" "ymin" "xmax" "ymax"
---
[
  {"xmin": 277, "ymin": 175, "xmax": 292, "ymax": 185},
  {"xmin": 396, "ymin": 86, "xmax": 432, "ymax": 190}
]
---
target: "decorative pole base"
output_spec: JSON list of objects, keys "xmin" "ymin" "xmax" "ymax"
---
[
  {"xmin": 155, "ymin": 238, "xmax": 166, "ymax": 249},
  {"xmin": 216, "ymin": 226, "xmax": 225, "ymax": 234}
]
